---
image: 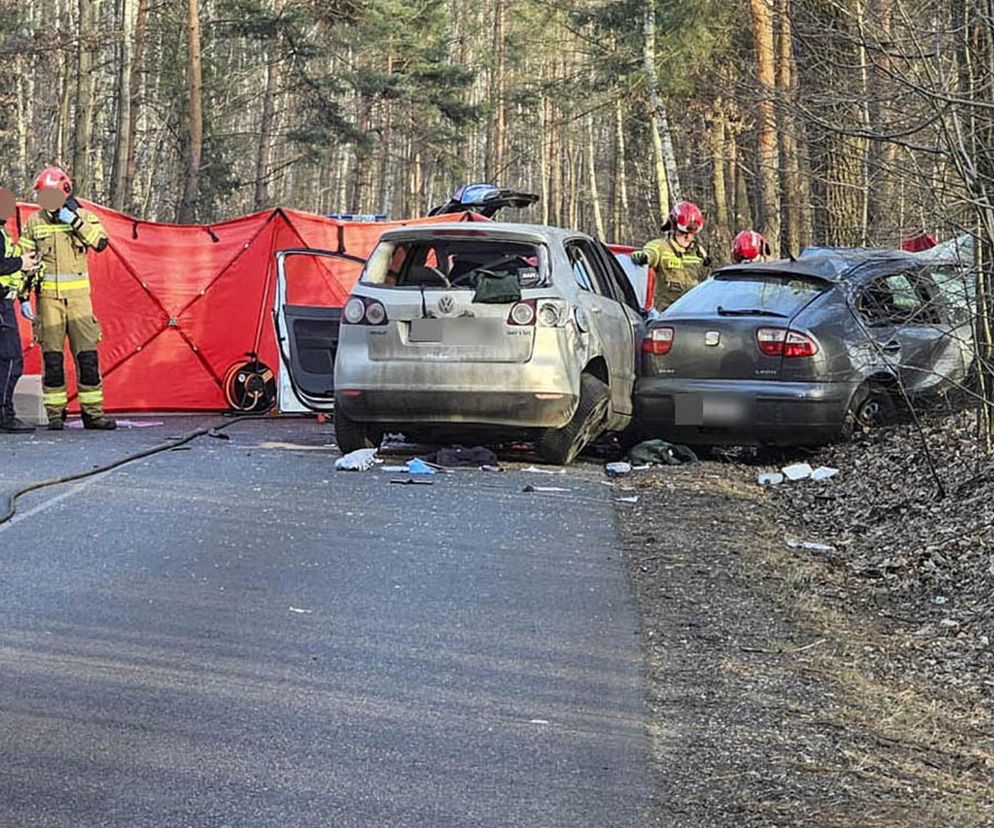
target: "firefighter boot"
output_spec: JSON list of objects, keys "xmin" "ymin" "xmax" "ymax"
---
[{"xmin": 82, "ymin": 413, "xmax": 117, "ymax": 430}]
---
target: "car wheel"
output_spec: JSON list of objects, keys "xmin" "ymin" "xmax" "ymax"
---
[
  {"xmin": 843, "ymin": 383, "xmax": 897, "ymax": 438},
  {"xmin": 334, "ymin": 406, "xmax": 382, "ymax": 454},
  {"xmin": 538, "ymin": 374, "xmax": 610, "ymax": 465}
]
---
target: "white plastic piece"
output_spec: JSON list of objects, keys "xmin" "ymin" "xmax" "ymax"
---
[
  {"xmin": 786, "ymin": 539, "xmax": 836, "ymax": 553},
  {"xmin": 781, "ymin": 462, "xmax": 814, "ymax": 481},
  {"xmin": 810, "ymin": 466, "xmax": 839, "ymax": 481},
  {"xmin": 335, "ymin": 448, "xmax": 378, "ymax": 471},
  {"xmin": 757, "ymin": 472, "xmax": 784, "ymax": 486}
]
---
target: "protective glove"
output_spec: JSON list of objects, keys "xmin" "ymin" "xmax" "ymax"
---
[
  {"xmin": 20, "ymin": 300, "xmax": 34, "ymax": 321},
  {"xmin": 630, "ymin": 250, "xmax": 649, "ymax": 266},
  {"xmin": 57, "ymin": 206, "xmax": 78, "ymax": 225}
]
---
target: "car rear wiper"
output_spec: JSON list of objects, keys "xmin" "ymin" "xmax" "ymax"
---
[{"xmin": 716, "ymin": 306, "xmax": 788, "ymax": 318}]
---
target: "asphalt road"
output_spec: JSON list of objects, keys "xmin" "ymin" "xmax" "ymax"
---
[{"xmin": 0, "ymin": 416, "xmax": 654, "ymax": 827}]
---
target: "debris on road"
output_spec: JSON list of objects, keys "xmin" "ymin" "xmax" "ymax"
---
[
  {"xmin": 390, "ymin": 477, "xmax": 433, "ymax": 485},
  {"xmin": 522, "ymin": 465, "xmax": 566, "ymax": 474},
  {"xmin": 522, "ymin": 484, "xmax": 569, "ymax": 493},
  {"xmin": 616, "ymin": 495, "xmax": 639, "ymax": 504},
  {"xmin": 288, "ymin": 606, "xmax": 314, "ymax": 614},
  {"xmin": 605, "ymin": 461, "xmax": 632, "ymax": 477},
  {"xmin": 786, "ymin": 538, "xmax": 836, "ymax": 553},
  {"xmin": 335, "ymin": 448, "xmax": 378, "ymax": 470},
  {"xmin": 757, "ymin": 472, "xmax": 785, "ymax": 486},
  {"xmin": 627, "ymin": 439, "xmax": 698, "ymax": 466},
  {"xmin": 406, "ymin": 457, "xmax": 436, "ymax": 475}
]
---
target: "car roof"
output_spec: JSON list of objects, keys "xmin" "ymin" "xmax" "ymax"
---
[
  {"xmin": 376, "ymin": 221, "xmax": 587, "ymax": 245},
  {"xmin": 715, "ymin": 248, "xmax": 925, "ymax": 284}
]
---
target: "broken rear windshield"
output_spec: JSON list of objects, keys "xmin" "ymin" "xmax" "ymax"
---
[
  {"xmin": 363, "ymin": 237, "xmax": 548, "ymax": 289},
  {"xmin": 666, "ymin": 272, "xmax": 828, "ymax": 317}
]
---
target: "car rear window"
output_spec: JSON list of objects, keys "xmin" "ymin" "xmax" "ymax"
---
[
  {"xmin": 666, "ymin": 272, "xmax": 828, "ymax": 316},
  {"xmin": 363, "ymin": 237, "xmax": 548, "ymax": 289}
]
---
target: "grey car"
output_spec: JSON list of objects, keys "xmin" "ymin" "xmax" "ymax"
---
[
  {"xmin": 634, "ymin": 249, "xmax": 974, "ymax": 446},
  {"xmin": 276, "ymin": 223, "xmax": 644, "ymax": 464}
]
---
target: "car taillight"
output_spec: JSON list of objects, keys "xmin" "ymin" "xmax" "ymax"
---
[
  {"xmin": 508, "ymin": 300, "xmax": 536, "ymax": 326},
  {"xmin": 642, "ymin": 326, "xmax": 674, "ymax": 356},
  {"xmin": 756, "ymin": 327, "xmax": 817, "ymax": 357},
  {"xmin": 342, "ymin": 296, "xmax": 388, "ymax": 325}
]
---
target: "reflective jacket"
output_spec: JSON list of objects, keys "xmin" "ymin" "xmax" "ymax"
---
[
  {"xmin": 640, "ymin": 235, "xmax": 709, "ymax": 309},
  {"xmin": 0, "ymin": 228, "xmax": 28, "ymax": 300},
  {"xmin": 18, "ymin": 207, "xmax": 107, "ymax": 298}
]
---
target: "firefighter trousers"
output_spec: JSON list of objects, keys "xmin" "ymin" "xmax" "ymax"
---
[{"xmin": 34, "ymin": 292, "xmax": 106, "ymax": 420}]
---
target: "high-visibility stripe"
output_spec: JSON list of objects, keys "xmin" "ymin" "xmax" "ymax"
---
[
  {"xmin": 43, "ymin": 391, "xmax": 69, "ymax": 405},
  {"xmin": 41, "ymin": 278, "xmax": 90, "ymax": 291},
  {"xmin": 78, "ymin": 389, "xmax": 104, "ymax": 404}
]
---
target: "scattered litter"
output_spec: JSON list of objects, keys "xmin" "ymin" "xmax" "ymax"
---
[
  {"xmin": 757, "ymin": 472, "xmax": 784, "ymax": 486},
  {"xmin": 208, "ymin": 429, "xmax": 231, "ymax": 440},
  {"xmin": 335, "ymin": 448, "xmax": 378, "ymax": 471},
  {"xmin": 522, "ymin": 484, "xmax": 569, "ymax": 493},
  {"xmin": 529, "ymin": 719, "xmax": 550, "ymax": 725},
  {"xmin": 390, "ymin": 477, "xmax": 433, "ymax": 486},
  {"xmin": 627, "ymin": 439, "xmax": 698, "ymax": 466},
  {"xmin": 810, "ymin": 466, "xmax": 839, "ymax": 481},
  {"xmin": 787, "ymin": 538, "xmax": 837, "ymax": 553},
  {"xmin": 933, "ymin": 595, "xmax": 948, "ymax": 605},
  {"xmin": 114, "ymin": 419, "xmax": 164, "ymax": 428},
  {"xmin": 426, "ymin": 445, "xmax": 499, "ymax": 468},
  {"xmin": 481, "ymin": 465, "xmax": 503, "ymax": 473},
  {"xmin": 939, "ymin": 618, "xmax": 960, "ymax": 629},
  {"xmin": 616, "ymin": 495, "xmax": 639, "ymax": 504},
  {"xmin": 522, "ymin": 465, "xmax": 566, "ymax": 475},
  {"xmin": 380, "ymin": 465, "xmax": 408, "ymax": 472},
  {"xmin": 288, "ymin": 606, "xmax": 313, "ymax": 615},
  {"xmin": 782, "ymin": 462, "xmax": 813, "ymax": 481},
  {"xmin": 605, "ymin": 461, "xmax": 632, "ymax": 477},
  {"xmin": 407, "ymin": 458, "xmax": 436, "ymax": 475}
]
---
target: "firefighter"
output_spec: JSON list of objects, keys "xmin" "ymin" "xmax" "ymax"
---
[
  {"xmin": 18, "ymin": 167, "xmax": 116, "ymax": 430},
  {"xmin": 631, "ymin": 200, "xmax": 710, "ymax": 310},
  {"xmin": 731, "ymin": 229, "xmax": 771, "ymax": 263},
  {"xmin": 0, "ymin": 187, "xmax": 40, "ymax": 432}
]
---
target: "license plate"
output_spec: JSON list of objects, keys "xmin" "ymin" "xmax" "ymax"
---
[{"xmin": 409, "ymin": 318, "xmax": 502, "ymax": 344}]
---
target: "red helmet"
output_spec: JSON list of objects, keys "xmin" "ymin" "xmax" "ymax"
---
[
  {"xmin": 667, "ymin": 200, "xmax": 703, "ymax": 235},
  {"xmin": 731, "ymin": 229, "xmax": 771, "ymax": 263},
  {"xmin": 34, "ymin": 166, "xmax": 73, "ymax": 195}
]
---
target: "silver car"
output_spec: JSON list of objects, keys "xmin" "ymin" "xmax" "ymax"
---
[{"xmin": 275, "ymin": 223, "xmax": 644, "ymax": 464}]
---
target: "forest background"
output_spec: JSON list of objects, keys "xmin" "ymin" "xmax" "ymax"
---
[{"xmin": 2, "ymin": 0, "xmax": 994, "ymax": 264}]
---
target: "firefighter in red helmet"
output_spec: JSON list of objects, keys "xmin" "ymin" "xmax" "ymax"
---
[
  {"xmin": 631, "ymin": 200, "xmax": 710, "ymax": 310},
  {"xmin": 731, "ymin": 229, "xmax": 771, "ymax": 263},
  {"xmin": 18, "ymin": 166, "xmax": 116, "ymax": 430}
]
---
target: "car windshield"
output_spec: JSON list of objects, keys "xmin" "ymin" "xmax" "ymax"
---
[
  {"xmin": 363, "ymin": 236, "xmax": 548, "ymax": 289},
  {"xmin": 666, "ymin": 272, "xmax": 828, "ymax": 317}
]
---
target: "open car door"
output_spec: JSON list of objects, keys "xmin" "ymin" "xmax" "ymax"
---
[{"xmin": 273, "ymin": 248, "xmax": 365, "ymax": 411}]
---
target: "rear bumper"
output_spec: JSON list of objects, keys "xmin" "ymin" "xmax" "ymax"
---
[
  {"xmin": 336, "ymin": 389, "xmax": 578, "ymax": 428},
  {"xmin": 634, "ymin": 378, "xmax": 859, "ymax": 446}
]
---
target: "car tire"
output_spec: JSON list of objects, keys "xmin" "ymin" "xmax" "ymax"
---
[
  {"xmin": 843, "ymin": 382, "xmax": 897, "ymax": 438},
  {"xmin": 334, "ymin": 406, "xmax": 382, "ymax": 454},
  {"xmin": 538, "ymin": 374, "xmax": 611, "ymax": 465}
]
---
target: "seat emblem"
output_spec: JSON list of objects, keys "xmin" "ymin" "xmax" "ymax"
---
[
  {"xmin": 438, "ymin": 295, "xmax": 455, "ymax": 315},
  {"xmin": 705, "ymin": 331, "xmax": 720, "ymax": 346}
]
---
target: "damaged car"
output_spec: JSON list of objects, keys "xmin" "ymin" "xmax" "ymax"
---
[
  {"xmin": 276, "ymin": 223, "xmax": 644, "ymax": 464},
  {"xmin": 633, "ymin": 249, "xmax": 975, "ymax": 446}
]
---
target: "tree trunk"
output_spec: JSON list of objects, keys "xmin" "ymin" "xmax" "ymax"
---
[
  {"xmin": 613, "ymin": 98, "xmax": 629, "ymax": 242},
  {"xmin": 254, "ymin": 0, "xmax": 283, "ymax": 211},
  {"xmin": 587, "ymin": 114, "xmax": 605, "ymax": 238},
  {"xmin": 776, "ymin": 0, "xmax": 805, "ymax": 256},
  {"xmin": 178, "ymin": 0, "xmax": 203, "ymax": 223},
  {"xmin": 748, "ymin": 0, "xmax": 781, "ymax": 256},
  {"xmin": 642, "ymin": 1, "xmax": 671, "ymax": 219},
  {"xmin": 73, "ymin": 0, "xmax": 96, "ymax": 191},
  {"xmin": 111, "ymin": 0, "xmax": 135, "ymax": 210},
  {"xmin": 124, "ymin": 0, "xmax": 149, "ymax": 215},
  {"xmin": 710, "ymin": 104, "xmax": 731, "ymax": 265}
]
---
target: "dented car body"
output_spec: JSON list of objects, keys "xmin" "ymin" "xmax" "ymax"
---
[
  {"xmin": 634, "ymin": 250, "xmax": 975, "ymax": 446},
  {"xmin": 276, "ymin": 223, "xmax": 644, "ymax": 464}
]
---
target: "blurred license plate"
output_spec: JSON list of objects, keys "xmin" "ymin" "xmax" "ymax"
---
[
  {"xmin": 674, "ymin": 393, "xmax": 749, "ymax": 426},
  {"xmin": 409, "ymin": 318, "xmax": 502, "ymax": 344}
]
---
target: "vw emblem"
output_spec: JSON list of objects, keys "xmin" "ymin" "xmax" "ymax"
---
[
  {"xmin": 437, "ymin": 295, "xmax": 455, "ymax": 315},
  {"xmin": 705, "ymin": 330, "xmax": 720, "ymax": 346}
]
